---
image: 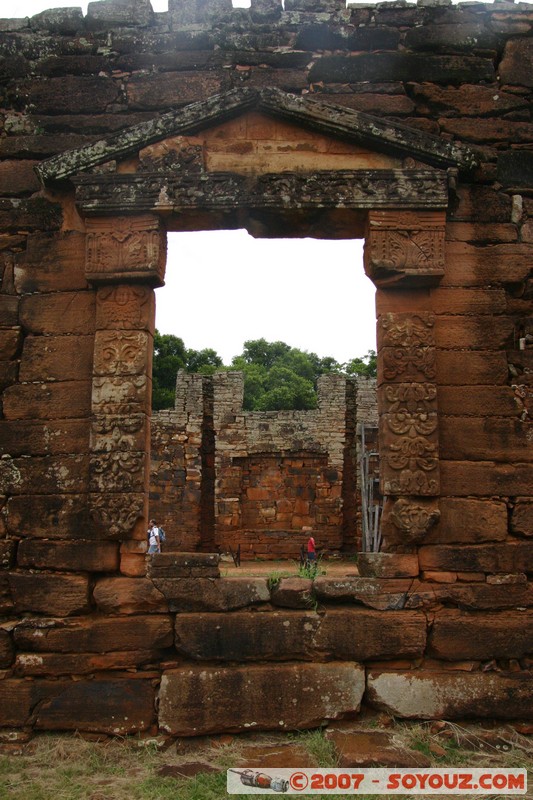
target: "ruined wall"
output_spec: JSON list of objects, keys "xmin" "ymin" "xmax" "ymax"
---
[
  {"xmin": 150, "ymin": 372, "xmax": 375, "ymax": 558},
  {"xmin": 0, "ymin": 0, "xmax": 532, "ymax": 736}
]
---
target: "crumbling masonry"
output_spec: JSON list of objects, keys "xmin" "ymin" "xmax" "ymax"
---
[{"xmin": 0, "ymin": 0, "xmax": 532, "ymax": 735}]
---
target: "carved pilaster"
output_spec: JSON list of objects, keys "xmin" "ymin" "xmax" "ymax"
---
[
  {"xmin": 364, "ymin": 210, "xmax": 445, "ymax": 288},
  {"xmin": 376, "ymin": 312, "xmax": 441, "ymax": 549},
  {"xmin": 85, "ymin": 215, "xmax": 166, "ymax": 287},
  {"xmin": 88, "ymin": 280, "xmax": 156, "ymax": 539}
]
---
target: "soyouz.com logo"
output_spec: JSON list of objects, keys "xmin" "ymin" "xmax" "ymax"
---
[{"xmin": 227, "ymin": 768, "xmax": 527, "ymax": 794}]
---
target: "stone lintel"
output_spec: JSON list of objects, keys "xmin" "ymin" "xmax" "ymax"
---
[{"xmin": 74, "ymin": 170, "xmax": 449, "ymax": 215}]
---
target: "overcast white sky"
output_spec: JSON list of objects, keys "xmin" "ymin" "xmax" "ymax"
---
[{"xmin": 12, "ymin": 0, "xmax": 377, "ymax": 364}]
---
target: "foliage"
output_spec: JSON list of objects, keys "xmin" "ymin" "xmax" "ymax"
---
[{"xmin": 152, "ymin": 332, "xmax": 377, "ymax": 411}]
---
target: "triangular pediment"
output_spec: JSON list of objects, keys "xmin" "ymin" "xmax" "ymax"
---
[{"xmin": 36, "ymin": 87, "xmax": 480, "ymax": 185}]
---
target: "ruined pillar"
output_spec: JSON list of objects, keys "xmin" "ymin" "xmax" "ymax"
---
[
  {"xmin": 364, "ymin": 210, "xmax": 444, "ymax": 550},
  {"xmin": 84, "ymin": 215, "xmax": 166, "ymax": 569}
]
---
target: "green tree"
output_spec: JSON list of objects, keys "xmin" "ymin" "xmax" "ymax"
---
[
  {"xmin": 186, "ymin": 347, "xmax": 223, "ymax": 375},
  {"xmin": 345, "ymin": 349, "xmax": 377, "ymax": 378},
  {"xmin": 152, "ymin": 330, "xmax": 187, "ymax": 410}
]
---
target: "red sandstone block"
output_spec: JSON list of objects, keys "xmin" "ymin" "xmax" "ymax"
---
[
  {"xmin": 421, "ymin": 571, "xmax": 457, "ymax": 583},
  {"xmin": 0, "ymin": 296, "xmax": 19, "ymax": 327},
  {"xmin": 367, "ymin": 670, "xmax": 533, "ymax": 719},
  {"xmin": 0, "ymin": 420, "xmax": 90, "ymax": 456},
  {"xmin": 438, "ymin": 386, "xmax": 525, "ymax": 417},
  {"xmin": 440, "ymin": 417, "xmax": 533, "ymax": 462},
  {"xmin": 2, "ymin": 381, "xmax": 92, "ymax": 420},
  {"xmin": 120, "ymin": 552, "xmax": 147, "ymax": 577},
  {"xmin": 5, "ymin": 494, "xmax": 91, "ymax": 538},
  {"xmin": 442, "ymin": 243, "xmax": 531, "ymax": 287},
  {"xmin": 445, "ymin": 223, "xmax": 518, "ymax": 243},
  {"xmin": 450, "ymin": 187, "xmax": 512, "ymax": 224},
  {"xmin": 20, "ymin": 291, "xmax": 96, "ymax": 336},
  {"xmin": 0, "ymin": 630, "xmax": 14, "ymax": 669},
  {"xmin": 0, "ymin": 160, "xmax": 40, "ymax": 195},
  {"xmin": 0, "ymin": 454, "xmax": 89, "ymax": 495},
  {"xmin": 19, "ymin": 335, "xmax": 94, "ymax": 381},
  {"xmin": 14, "ymin": 231, "xmax": 88, "ymax": 293},
  {"xmin": 429, "ymin": 609, "xmax": 533, "ymax": 660},
  {"xmin": 14, "ymin": 649, "xmax": 162, "ymax": 676},
  {"xmin": 127, "ymin": 72, "xmax": 228, "ymax": 111},
  {"xmin": 159, "ymin": 662, "xmax": 364, "ymax": 735},
  {"xmin": 418, "ymin": 542, "xmax": 533, "ymax": 574},
  {"xmin": 433, "ymin": 317, "xmax": 514, "ymax": 350},
  {"xmin": 405, "ymin": 580, "xmax": 533, "ymax": 611},
  {"xmin": 436, "ymin": 352, "xmax": 509, "ymax": 385},
  {"xmin": 357, "ymin": 552, "xmax": 419, "ymax": 578},
  {"xmin": 26, "ymin": 75, "xmax": 120, "ymax": 114},
  {"xmin": 93, "ymin": 577, "xmax": 167, "ymax": 614},
  {"xmin": 13, "ymin": 615, "xmax": 174, "ymax": 653},
  {"xmin": 0, "ymin": 328, "xmax": 21, "ymax": 360},
  {"xmin": 9, "ymin": 571, "xmax": 90, "ymax": 616},
  {"xmin": 511, "ymin": 501, "xmax": 533, "ymax": 537},
  {"xmin": 426, "ymin": 498, "xmax": 507, "ymax": 544},
  {"xmin": 0, "ymin": 362, "xmax": 18, "ymax": 392},
  {"xmin": 440, "ymin": 460, "xmax": 533, "ymax": 496},
  {"xmin": 17, "ymin": 540, "xmax": 119, "ymax": 572}
]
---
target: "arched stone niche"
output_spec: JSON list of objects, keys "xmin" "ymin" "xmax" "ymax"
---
[{"xmin": 37, "ymin": 87, "xmax": 479, "ymax": 552}]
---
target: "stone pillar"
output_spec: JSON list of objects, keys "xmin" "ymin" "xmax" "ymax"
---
[
  {"xmin": 364, "ymin": 210, "xmax": 444, "ymax": 550},
  {"xmin": 84, "ymin": 215, "xmax": 166, "ymax": 552}
]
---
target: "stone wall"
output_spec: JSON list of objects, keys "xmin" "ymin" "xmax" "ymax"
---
[
  {"xmin": 150, "ymin": 372, "xmax": 376, "ymax": 558},
  {"xmin": 0, "ymin": 0, "xmax": 532, "ymax": 736}
]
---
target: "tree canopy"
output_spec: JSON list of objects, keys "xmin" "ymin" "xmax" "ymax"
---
[{"xmin": 152, "ymin": 331, "xmax": 376, "ymax": 411}]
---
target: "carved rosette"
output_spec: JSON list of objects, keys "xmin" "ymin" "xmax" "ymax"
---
[
  {"xmin": 85, "ymin": 214, "xmax": 166, "ymax": 287},
  {"xmin": 376, "ymin": 311, "xmax": 441, "ymax": 549},
  {"xmin": 364, "ymin": 210, "xmax": 446, "ymax": 288}
]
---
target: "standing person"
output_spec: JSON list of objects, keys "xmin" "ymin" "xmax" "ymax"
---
[
  {"xmin": 147, "ymin": 519, "xmax": 161, "ymax": 554},
  {"xmin": 307, "ymin": 533, "xmax": 316, "ymax": 565}
]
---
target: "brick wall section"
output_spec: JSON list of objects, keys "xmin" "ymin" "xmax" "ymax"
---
[{"xmin": 151, "ymin": 372, "xmax": 377, "ymax": 559}]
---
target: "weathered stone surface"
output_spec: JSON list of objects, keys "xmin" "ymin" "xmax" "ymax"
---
[
  {"xmin": 325, "ymin": 727, "xmax": 431, "ymax": 768},
  {"xmin": 2, "ymin": 381, "xmax": 92, "ymax": 420},
  {"xmin": 410, "ymin": 83, "xmax": 527, "ymax": 119},
  {"xmin": 0, "ymin": 361, "xmax": 18, "ymax": 392},
  {"xmin": 19, "ymin": 291, "xmax": 96, "ymax": 335},
  {"xmin": 0, "ymin": 454, "xmax": 88, "ymax": 495},
  {"xmin": 405, "ymin": 580, "xmax": 533, "ymax": 611},
  {"xmin": 440, "ymin": 461, "xmax": 533, "ymax": 496},
  {"xmin": 14, "ymin": 615, "xmax": 174, "ymax": 652},
  {"xmin": 312, "ymin": 609, "xmax": 426, "ymax": 661},
  {"xmin": 438, "ymin": 386, "xmax": 526, "ymax": 417},
  {"xmin": 159, "ymin": 662, "xmax": 365, "ymax": 735},
  {"xmin": 14, "ymin": 649, "xmax": 163, "ymax": 676},
  {"xmin": 441, "ymin": 118, "xmax": 533, "ymax": 145},
  {"xmin": 357, "ymin": 553, "xmax": 419, "ymax": 578},
  {"xmin": 270, "ymin": 577, "xmax": 314, "ymax": 608},
  {"xmin": 308, "ymin": 54, "xmax": 495, "ymax": 85},
  {"xmin": 405, "ymin": 22, "xmax": 499, "ymax": 54},
  {"xmin": 86, "ymin": 0, "xmax": 154, "ymax": 29},
  {"xmin": 93, "ymin": 577, "xmax": 167, "ymax": 614},
  {"xmin": 8, "ymin": 571, "xmax": 90, "ymax": 616},
  {"xmin": 434, "ymin": 317, "xmax": 514, "ymax": 351},
  {"xmin": 0, "ymin": 421, "xmax": 90, "ymax": 458},
  {"xmin": 0, "ymin": 573, "xmax": 13, "ymax": 615},
  {"xmin": 0, "ymin": 678, "xmax": 155, "ymax": 733},
  {"xmin": 5, "ymin": 494, "xmax": 91, "ymax": 538},
  {"xmin": 440, "ymin": 418, "xmax": 533, "ymax": 462},
  {"xmin": 0, "ymin": 197, "xmax": 62, "ymax": 231},
  {"xmin": 0, "ymin": 160, "xmax": 40, "ymax": 195},
  {"xmin": 25, "ymin": 76, "xmax": 120, "ymax": 114},
  {"xmin": 497, "ymin": 149, "xmax": 533, "ymax": 190},
  {"xmin": 499, "ymin": 37, "xmax": 533, "ymax": 88},
  {"xmin": 426, "ymin": 498, "xmax": 508, "ymax": 544},
  {"xmin": 0, "ymin": 296, "xmax": 19, "ymax": 327},
  {"xmin": 437, "ymin": 352, "xmax": 509, "ymax": 386},
  {"xmin": 442, "ymin": 243, "xmax": 531, "ymax": 287},
  {"xmin": 174, "ymin": 611, "xmax": 321, "ymax": 661},
  {"xmin": 314, "ymin": 577, "xmax": 410, "ymax": 611},
  {"xmin": 153, "ymin": 577, "xmax": 270, "ymax": 611},
  {"xmin": 15, "ymin": 232, "xmax": 88, "ymax": 293},
  {"xmin": 367, "ymin": 670, "xmax": 533, "ymax": 719},
  {"xmin": 0, "ymin": 539, "xmax": 16, "ymax": 569},
  {"xmin": 0, "ymin": 328, "xmax": 21, "ymax": 360},
  {"xmin": 147, "ymin": 552, "xmax": 220, "ymax": 579},
  {"xmin": 419, "ymin": 542, "xmax": 533, "ymax": 574},
  {"xmin": 174, "ymin": 608, "xmax": 425, "ymax": 662},
  {"xmin": 17, "ymin": 540, "xmax": 119, "ymax": 572},
  {"xmin": 30, "ymin": 6, "xmax": 84, "ymax": 34},
  {"xmin": 429, "ymin": 609, "xmax": 533, "ymax": 660},
  {"xmin": 511, "ymin": 502, "xmax": 533, "ymax": 538},
  {"xmin": 127, "ymin": 72, "xmax": 228, "ymax": 111},
  {"xmin": 0, "ymin": 630, "xmax": 14, "ymax": 668},
  {"xmin": 19, "ymin": 335, "xmax": 94, "ymax": 382}
]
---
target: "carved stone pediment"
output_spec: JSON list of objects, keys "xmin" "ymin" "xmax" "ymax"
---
[{"xmin": 36, "ymin": 87, "xmax": 480, "ymax": 186}]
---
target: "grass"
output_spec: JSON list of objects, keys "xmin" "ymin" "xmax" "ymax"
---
[{"xmin": 0, "ymin": 723, "xmax": 531, "ymax": 800}]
